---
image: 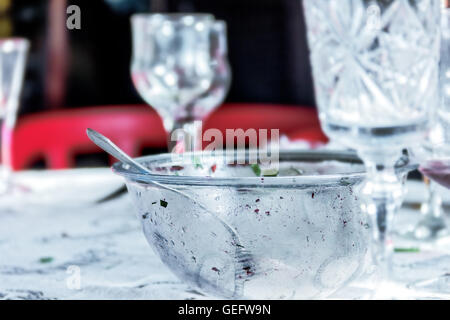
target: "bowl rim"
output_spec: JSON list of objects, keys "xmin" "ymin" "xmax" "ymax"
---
[{"xmin": 112, "ymin": 149, "xmax": 415, "ymax": 188}]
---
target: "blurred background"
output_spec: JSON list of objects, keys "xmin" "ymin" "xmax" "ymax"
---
[
  {"xmin": 8, "ymin": 0, "xmax": 315, "ymax": 114},
  {"xmin": 4, "ymin": 0, "xmax": 325, "ymax": 169}
]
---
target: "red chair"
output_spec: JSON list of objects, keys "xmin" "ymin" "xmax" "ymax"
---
[
  {"xmin": 11, "ymin": 105, "xmax": 166, "ymax": 170},
  {"xmin": 11, "ymin": 104, "xmax": 327, "ymax": 170}
]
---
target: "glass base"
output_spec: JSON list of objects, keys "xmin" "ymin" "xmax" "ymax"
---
[
  {"xmin": 390, "ymin": 202, "xmax": 450, "ymax": 298},
  {"xmin": 405, "ymin": 219, "xmax": 449, "ymax": 241},
  {"xmin": 407, "ymin": 274, "xmax": 450, "ymax": 297},
  {"xmin": 395, "ymin": 220, "xmax": 450, "ymax": 246},
  {"xmin": 393, "ymin": 249, "xmax": 450, "ymax": 299},
  {"xmin": 398, "ymin": 182, "xmax": 449, "ymax": 242}
]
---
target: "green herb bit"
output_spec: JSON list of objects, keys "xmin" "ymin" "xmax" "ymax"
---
[
  {"xmin": 394, "ymin": 247, "xmax": 420, "ymax": 253},
  {"xmin": 39, "ymin": 257, "xmax": 54, "ymax": 264},
  {"xmin": 160, "ymin": 200, "xmax": 168, "ymax": 208},
  {"xmin": 340, "ymin": 178, "xmax": 352, "ymax": 186},
  {"xmin": 192, "ymin": 156, "xmax": 204, "ymax": 169},
  {"xmin": 251, "ymin": 164, "xmax": 261, "ymax": 176},
  {"xmin": 262, "ymin": 168, "xmax": 279, "ymax": 177}
]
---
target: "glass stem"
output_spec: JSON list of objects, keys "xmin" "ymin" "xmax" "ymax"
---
[
  {"xmin": 168, "ymin": 119, "xmax": 203, "ymax": 154},
  {"xmin": 422, "ymin": 180, "xmax": 444, "ymax": 219},
  {"xmin": 416, "ymin": 179, "xmax": 447, "ymax": 239},
  {"xmin": 359, "ymin": 150, "xmax": 404, "ymax": 277}
]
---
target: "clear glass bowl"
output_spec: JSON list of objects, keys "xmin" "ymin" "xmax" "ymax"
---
[{"xmin": 113, "ymin": 150, "xmax": 412, "ymax": 299}]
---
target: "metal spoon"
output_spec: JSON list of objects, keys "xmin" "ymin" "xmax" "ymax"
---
[
  {"xmin": 87, "ymin": 128, "xmax": 151, "ymax": 174},
  {"xmin": 86, "ymin": 128, "xmax": 254, "ymax": 298}
]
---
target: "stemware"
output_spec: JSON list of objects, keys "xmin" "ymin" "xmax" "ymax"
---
[
  {"xmin": 131, "ymin": 13, "xmax": 218, "ymax": 153},
  {"xmin": 303, "ymin": 0, "xmax": 441, "ymax": 277},
  {"xmin": 0, "ymin": 38, "xmax": 29, "ymax": 195},
  {"xmin": 413, "ymin": 4, "xmax": 450, "ymax": 241}
]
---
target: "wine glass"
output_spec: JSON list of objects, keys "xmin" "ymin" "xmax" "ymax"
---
[
  {"xmin": 414, "ymin": 4, "xmax": 450, "ymax": 241},
  {"xmin": 303, "ymin": 0, "xmax": 441, "ymax": 279},
  {"xmin": 131, "ymin": 13, "xmax": 216, "ymax": 153},
  {"xmin": 0, "ymin": 38, "xmax": 29, "ymax": 195}
]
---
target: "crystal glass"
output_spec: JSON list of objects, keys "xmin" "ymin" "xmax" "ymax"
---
[
  {"xmin": 303, "ymin": 0, "xmax": 441, "ymax": 277},
  {"xmin": 131, "ymin": 14, "xmax": 217, "ymax": 153},
  {"xmin": 415, "ymin": 6, "xmax": 450, "ymax": 240},
  {"xmin": 0, "ymin": 38, "xmax": 29, "ymax": 194}
]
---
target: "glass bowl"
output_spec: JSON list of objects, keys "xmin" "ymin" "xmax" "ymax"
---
[{"xmin": 112, "ymin": 150, "xmax": 411, "ymax": 299}]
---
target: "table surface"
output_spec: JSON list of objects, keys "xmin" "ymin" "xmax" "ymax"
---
[{"xmin": 0, "ymin": 168, "xmax": 449, "ymax": 300}]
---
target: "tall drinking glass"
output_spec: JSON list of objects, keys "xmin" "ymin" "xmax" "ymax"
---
[
  {"xmin": 131, "ymin": 14, "xmax": 216, "ymax": 153},
  {"xmin": 0, "ymin": 38, "xmax": 29, "ymax": 194},
  {"xmin": 303, "ymin": 0, "xmax": 441, "ymax": 277}
]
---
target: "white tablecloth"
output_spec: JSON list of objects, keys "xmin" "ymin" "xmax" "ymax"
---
[{"xmin": 0, "ymin": 169, "xmax": 449, "ymax": 300}]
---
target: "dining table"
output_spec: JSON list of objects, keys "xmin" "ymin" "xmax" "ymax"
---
[{"xmin": 0, "ymin": 167, "xmax": 450, "ymax": 300}]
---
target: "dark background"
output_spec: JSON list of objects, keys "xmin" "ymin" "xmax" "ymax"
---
[{"xmin": 6, "ymin": 0, "xmax": 315, "ymax": 115}]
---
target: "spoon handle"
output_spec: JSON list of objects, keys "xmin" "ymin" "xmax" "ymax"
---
[
  {"xmin": 87, "ymin": 128, "xmax": 209, "ymax": 197},
  {"xmin": 87, "ymin": 128, "xmax": 150, "ymax": 174}
]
